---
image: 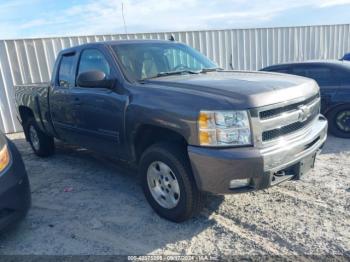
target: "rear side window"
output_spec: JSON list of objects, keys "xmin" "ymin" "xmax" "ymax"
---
[
  {"xmin": 78, "ymin": 49, "xmax": 110, "ymax": 77},
  {"xmin": 58, "ymin": 54, "xmax": 75, "ymax": 88}
]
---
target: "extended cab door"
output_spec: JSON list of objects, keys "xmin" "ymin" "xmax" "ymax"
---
[
  {"xmin": 50, "ymin": 52, "xmax": 81, "ymax": 142},
  {"xmin": 71, "ymin": 47, "xmax": 128, "ymax": 158}
]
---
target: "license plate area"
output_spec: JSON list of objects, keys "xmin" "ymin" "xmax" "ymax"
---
[
  {"xmin": 270, "ymin": 152, "xmax": 317, "ymax": 185},
  {"xmin": 297, "ymin": 152, "xmax": 317, "ymax": 178}
]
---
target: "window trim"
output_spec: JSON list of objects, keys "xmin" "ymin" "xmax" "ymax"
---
[{"xmin": 56, "ymin": 52, "xmax": 76, "ymax": 88}]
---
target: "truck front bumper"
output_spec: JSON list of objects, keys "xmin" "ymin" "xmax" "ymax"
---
[{"xmin": 188, "ymin": 115, "xmax": 328, "ymax": 194}]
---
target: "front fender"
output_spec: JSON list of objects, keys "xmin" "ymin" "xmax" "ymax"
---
[{"xmin": 124, "ymin": 102, "xmax": 198, "ymax": 161}]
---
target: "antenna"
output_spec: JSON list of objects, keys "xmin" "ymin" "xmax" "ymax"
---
[{"xmin": 122, "ymin": 2, "xmax": 128, "ymax": 35}]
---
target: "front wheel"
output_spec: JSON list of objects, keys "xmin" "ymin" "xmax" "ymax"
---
[
  {"xmin": 140, "ymin": 143, "xmax": 202, "ymax": 222},
  {"xmin": 328, "ymin": 105, "xmax": 350, "ymax": 138},
  {"xmin": 25, "ymin": 119, "xmax": 55, "ymax": 157}
]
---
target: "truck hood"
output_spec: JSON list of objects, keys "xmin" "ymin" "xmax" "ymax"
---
[{"xmin": 144, "ymin": 71, "xmax": 319, "ymax": 108}]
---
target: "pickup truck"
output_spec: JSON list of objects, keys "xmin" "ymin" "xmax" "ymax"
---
[{"xmin": 15, "ymin": 40, "xmax": 328, "ymax": 222}]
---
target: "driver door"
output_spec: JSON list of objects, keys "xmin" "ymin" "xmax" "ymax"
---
[{"xmin": 72, "ymin": 48, "xmax": 128, "ymax": 158}]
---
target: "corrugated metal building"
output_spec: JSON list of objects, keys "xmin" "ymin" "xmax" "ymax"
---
[{"xmin": 0, "ymin": 24, "xmax": 350, "ymax": 133}]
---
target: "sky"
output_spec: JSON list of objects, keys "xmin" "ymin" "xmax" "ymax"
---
[{"xmin": 0, "ymin": 0, "xmax": 350, "ymax": 39}]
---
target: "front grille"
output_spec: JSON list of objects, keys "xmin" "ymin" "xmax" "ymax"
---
[
  {"xmin": 257, "ymin": 92, "xmax": 321, "ymax": 142},
  {"xmin": 259, "ymin": 93, "xmax": 319, "ymax": 120},
  {"xmin": 262, "ymin": 113, "xmax": 316, "ymax": 141}
]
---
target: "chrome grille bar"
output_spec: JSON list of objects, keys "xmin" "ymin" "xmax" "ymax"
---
[
  {"xmin": 250, "ymin": 93, "xmax": 321, "ymax": 148},
  {"xmin": 259, "ymin": 93, "xmax": 320, "ymax": 119}
]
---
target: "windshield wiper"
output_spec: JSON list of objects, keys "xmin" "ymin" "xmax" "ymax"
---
[
  {"xmin": 142, "ymin": 70, "xmax": 199, "ymax": 80},
  {"xmin": 139, "ymin": 68, "xmax": 223, "ymax": 82}
]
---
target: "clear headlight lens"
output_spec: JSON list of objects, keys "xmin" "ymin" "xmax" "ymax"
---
[
  {"xmin": 0, "ymin": 145, "xmax": 10, "ymax": 172},
  {"xmin": 198, "ymin": 111, "xmax": 252, "ymax": 146}
]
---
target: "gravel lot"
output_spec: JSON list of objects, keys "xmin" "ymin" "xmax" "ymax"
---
[{"xmin": 0, "ymin": 132, "xmax": 349, "ymax": 256}]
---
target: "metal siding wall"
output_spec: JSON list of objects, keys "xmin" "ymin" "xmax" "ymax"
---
[{"xmin": 0, "ymin": 24, "xmax": 349, "ymax": 133}]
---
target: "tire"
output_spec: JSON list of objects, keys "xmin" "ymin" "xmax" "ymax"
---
[
  {"xmin": 327, "ymin": 105, "xmax": 350, "ymax": 138},
  {"xmin": 140, "ymin": 143, "xmax": 203, "ymax": 222},
  {"xmin": 25, "ymin": 118, "xmax": 55, "ymax": 157}
]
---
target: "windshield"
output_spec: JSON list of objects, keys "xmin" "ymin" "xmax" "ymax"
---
[{"xmin": 112, "ymin": 42, "xmax": 218, "ymax": 81}]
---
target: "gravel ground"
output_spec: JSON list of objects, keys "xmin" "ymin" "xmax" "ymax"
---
[{"xmin": 0, "ymin": 132, "xmax": 349, "ymax": 256}]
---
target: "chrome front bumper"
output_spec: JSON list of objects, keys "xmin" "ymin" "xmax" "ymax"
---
[
  {"xmin": 188, "ymin": 115, "xmax": 328, "ymax": 194},
  {"xmin": 261, "ymin": 114, "xmax": 328, "ymax": 172}
]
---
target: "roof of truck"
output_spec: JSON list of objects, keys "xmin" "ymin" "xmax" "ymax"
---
[
  {"xmin": 104, "ymin": 39, "xmax": 175, "ymax": 45},
  {"xmin": 59, "ymin": 39, "xmax": 179, "ymax": 54}
]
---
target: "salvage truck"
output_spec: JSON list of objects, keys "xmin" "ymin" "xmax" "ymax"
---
[{"xmin": 15, "ymin": 40, "xmax": 327, "ymax": 222}]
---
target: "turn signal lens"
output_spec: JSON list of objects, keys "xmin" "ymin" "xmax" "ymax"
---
[
  {"xmin": 198, "ymin": 112, "xmax": 215, "ymax": 129},
  {"xmin": 0, "ymin": 145, "xmax": 10, "ymax": 172}
]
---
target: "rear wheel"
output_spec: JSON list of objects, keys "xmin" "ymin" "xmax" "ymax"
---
[
  {"xmin": 25, "ymin": 119, "xmax": 55, "ymax": 157},
  {"xmin": 140, "ymin": 143, "xmax": 202, "ymax": 222},
  {"xmin": 328, "ymin": 105, "xmax": 350, "ymax": 138}
]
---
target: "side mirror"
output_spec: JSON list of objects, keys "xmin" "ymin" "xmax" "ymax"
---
[{"xmin": 77, "ymin": 71, "xmax": 113, "ymax": 88}]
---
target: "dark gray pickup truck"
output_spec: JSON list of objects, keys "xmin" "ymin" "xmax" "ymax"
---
[{"xmin": 15, "ymin": 40, "xmax": 328, "ymax": 222}]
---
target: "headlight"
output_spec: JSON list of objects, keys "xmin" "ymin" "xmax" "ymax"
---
[
  {"xmin": 198, "ymin": 110, "xmax": 252, "ymax": 146},
  {"xmin": 0, "ymin": 144, "xmax": 10, "ymax": 172}
]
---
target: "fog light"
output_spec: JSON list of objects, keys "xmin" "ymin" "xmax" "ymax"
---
[{"xmin": 229, "ymin": 179, "xmax": 250, "ymax": 189}]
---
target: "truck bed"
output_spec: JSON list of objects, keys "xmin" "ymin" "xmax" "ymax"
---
[
  {"xmin": 15, "ymin": 82, "xmax": 50, "ymax": 88},
  {"xmin": 15, "ymin": 82, "xmax": 51, "ymax": 131},
  {"xmin": 15, "ymin": 82, "xmax": 50, "ymax": 100}
]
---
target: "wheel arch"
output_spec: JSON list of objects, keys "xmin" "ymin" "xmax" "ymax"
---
[
  {"xmin": 18, "ymin": 106, "xmax": 35, "ymax": 140},
  {"xmin": 325, "ymin": 103, "xmax": 350, "ymax": 138},
  {"xmin": 324, "ymin": 102, "xmax": 350, "ymax": 117},
  {"xmin": 132, "ymin": 124, "xmax": 188, "ymax": 163}
]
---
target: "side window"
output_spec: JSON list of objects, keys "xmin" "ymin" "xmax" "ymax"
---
[
  {"xmin": 78, "ymin": 49, "xmax": 111, "ymax": 77},
  {"xmin": 58, "ymin": 54, "xmax": 75, "ymax": 88}
]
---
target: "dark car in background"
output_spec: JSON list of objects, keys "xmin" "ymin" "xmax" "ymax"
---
[
  {"xmin": 341, "ymin": 53, "xmax": 350, "ymax": 61},
  {"xmin": 0, "ymin": 132, "xmax": 31, "ymax": 232},
  {"xmin": 262, "ymin": 61, "xmax": 350, "ymax": 138}
]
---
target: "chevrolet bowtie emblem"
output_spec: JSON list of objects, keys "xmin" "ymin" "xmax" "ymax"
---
[{"xmin": 298, "ymin": 105, "xmax": 311, "ymax": 122}]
